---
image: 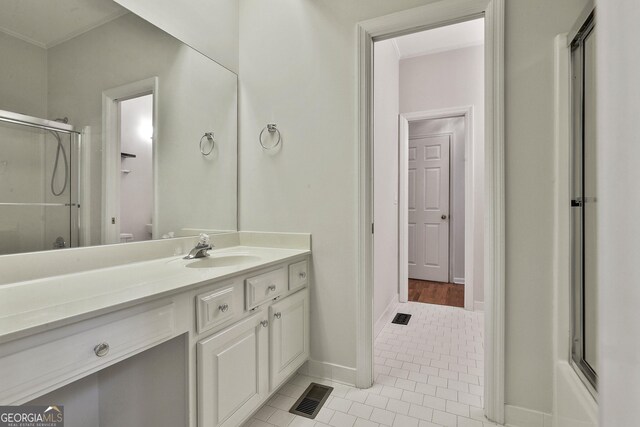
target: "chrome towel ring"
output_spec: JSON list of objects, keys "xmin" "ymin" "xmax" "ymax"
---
[
  {"xmin": 259, "ymin": 123, "xmax": 281, "ymax": 150},
  {"xmin": 200, "ymin": 132, "xmax": 215, "ymax": 156}
]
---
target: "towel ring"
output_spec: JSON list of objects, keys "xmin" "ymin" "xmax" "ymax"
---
[
  {"xmin": 200, "ymin": 132, "xmax": 215, "ymax": 156},
  {"xmin": 259, "ymin": 124, "xmax": 281, "ymax": 150}
]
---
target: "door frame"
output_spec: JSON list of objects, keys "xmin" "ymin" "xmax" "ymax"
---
[
  {"xmin": 101, "ymin": 77, "xmax": 159, "ymax": 244},
  {"xmin": 398, "ymin": 107, "xmax": 475, "ymax": 311},
  {"xmin": 356, "ymin": 0, "xmax": 505, "ymax": 423}
]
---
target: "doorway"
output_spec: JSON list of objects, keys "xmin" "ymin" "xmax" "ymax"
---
[
  {"xmin": 102, "ymin": 77, "xmax": 158, "ymax": 245},
  {"xmin": 118, "ymin": 94, "xmax": 154, "ymax": 243},
  {"xmin": 359, "ymin": 0, "xmax": 505, "ymax": 423}
]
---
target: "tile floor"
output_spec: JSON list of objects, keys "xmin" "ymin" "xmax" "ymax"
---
[{"xmin": 244, "ymin": 302, "xmax": 500, "ymax": 427}]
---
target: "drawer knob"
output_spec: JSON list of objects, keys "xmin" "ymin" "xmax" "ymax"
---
[
  {"xmin": 298, "ymin": 271, "xmax": 306, "ymax": 279},
  {"xmin": 94, "ymin": 342, "xmax": 110, "ymax": 357},
  {"xmin": 260, "ymin": 320, "xmax": 269, "ymax": 328},
  {"xmin": 274, "ymin": 312, "xmax": 282, "ymax": 319},
  {"xmin": 267, "ymin": 285, "xmax": 276, "ymax": 292},
  {"xmin": 218, "ymin": 303, "xmax": 229, "ymax": 312}
]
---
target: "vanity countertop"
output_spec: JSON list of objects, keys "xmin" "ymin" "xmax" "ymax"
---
[{"xmin": 0, "ymin": 245, "xmax": 309, "ymax": 344}]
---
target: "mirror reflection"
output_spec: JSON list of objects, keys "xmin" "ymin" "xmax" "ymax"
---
[{"xmin": 0, "ymin": 0, "xmax": 238, "ymax": 255}]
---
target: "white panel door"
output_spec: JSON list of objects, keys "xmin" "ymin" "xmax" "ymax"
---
[
  {"xmin": 269, "ymin": 289, "xmax": 310, "ymax": 390},
  {"xmin": 197, "ymin": 311, "xmax": 268, "ymax": 427},
  {"xmin": 408, "ymin": 135, "xmax": 450, "ymax": 282}
]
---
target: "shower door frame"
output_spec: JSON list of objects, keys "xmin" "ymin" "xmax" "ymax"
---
[{"xmin": 0, "ymin": 110, "xmax": 81, "ymax": 251}]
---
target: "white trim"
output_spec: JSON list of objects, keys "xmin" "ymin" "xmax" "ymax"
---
[
  {"xmin": 79, "ymin": 126, "xmax": 92, "ymax": 246},
  {"xmin": 474, "ymin": 300, "xmax": 484, "ymax": 312},
  {"xmin": 102, "ymin": 77, "xmax": 159, "ymax": 245},
  {"xmin": 398, "ymin": 117, "xmax": 410, "ymax": 303},
  {"xmin": 453, "ymin": 277, "xmax": 465, "ymax": 285},
  {"xmin": 374, "ymin": 294, "xmax": 399, "ymax": 338},
  {"xmin": 398, "ymin": 106, "xmax": 475, "ymax": 311},
  {"xmin": 504, "ymin": 404, "xmax": 552, "ymax": 427},
  {"xmin": 357, "ymin": 0, "xmax": 505, "ymax": 422},
  {"xmin": 298, "ymin": 360, "xmax": 357, "ymax": 387}
]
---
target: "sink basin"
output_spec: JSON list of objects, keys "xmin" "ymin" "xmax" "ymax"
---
[{"xmin": 185, "ymin": 254, "xmax": 261, "ymax": 269}]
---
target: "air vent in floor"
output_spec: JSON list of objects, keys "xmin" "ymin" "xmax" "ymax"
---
[
  {"xmin": 392, "ymin": 312, "xmax": 412, "ymax": 325},
  {"xmin": 289, "ymin": 382, "xmax": 333, "ymax": 419}
]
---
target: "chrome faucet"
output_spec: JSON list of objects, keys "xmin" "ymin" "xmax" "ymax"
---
[{"xmin": 184, "ymin": 233, "xmax": 213, "ymax": 259}]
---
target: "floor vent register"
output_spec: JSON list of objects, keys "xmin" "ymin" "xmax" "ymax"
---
[
  {"xmin": 289, "ymin": 382, "xmax": 333, "ymax": 419},
  {"xmin": 392, "ymin": 312, "xmax": 412, "ymax": 325}
]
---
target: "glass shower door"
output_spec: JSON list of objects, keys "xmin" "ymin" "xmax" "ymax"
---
[
  {"xmin": 570, "ymin": 12, "xmax": 597, "ymax": 392},
  {"xmin": 0, "ymin": 119, "xmax": 76, "ymax": 255}
]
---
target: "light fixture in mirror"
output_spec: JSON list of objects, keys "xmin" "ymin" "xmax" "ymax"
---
[{"xmin": 0, "ymin": 0, "xmax": 238, "ymax": 255}]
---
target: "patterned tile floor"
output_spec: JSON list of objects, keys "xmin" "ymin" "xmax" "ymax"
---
[{"xmin": 244, "ymin": 302, "xmax": 500, "ymax": 427}]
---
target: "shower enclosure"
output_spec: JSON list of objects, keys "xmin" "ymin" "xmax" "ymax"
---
[{"xmin": 0, "ymin": 110, "xmax": 80, "ymax": 255}]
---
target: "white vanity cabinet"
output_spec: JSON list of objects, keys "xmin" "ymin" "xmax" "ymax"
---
[
  {"xmin": 197, "ymin": 311, "xmax": 269, "ymax": 427},
  {"xmin": 0, "ymin": 245, "xmax": 310, "ymax": 427},
  {"xmin": 269, "ymin": 289, "xmax": 310, "ymax": 390},
  {"xmin": 196, "ymin": 260, "xmax": 310, "ymax": 427}
]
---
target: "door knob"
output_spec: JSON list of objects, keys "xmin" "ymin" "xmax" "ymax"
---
[{"xmin": 441, "ymin": 214, "xmax": 447, "ymax": 220}]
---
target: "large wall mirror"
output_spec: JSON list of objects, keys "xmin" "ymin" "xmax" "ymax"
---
[{"xmin": 0, "ymin": 0, "xmax": 238, "ymax": 255}]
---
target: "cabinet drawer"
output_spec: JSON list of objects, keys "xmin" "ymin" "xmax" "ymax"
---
[
  {"xmin": 245, "ymin": 267, "xmax": 287, "ymax": 310},
  {"xmin": 196, "ymin": 282, "xmax": 243, "ymax": 334},
  {"xmin": 0, "ymin": 302, "xmax": 176, "ymax": 404},
  {"xmin": 288, "ymin": 259, "xmax": 308, "ymax": 291}
]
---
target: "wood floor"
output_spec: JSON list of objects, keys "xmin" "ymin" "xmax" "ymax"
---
[{"xmin": 408, "ymin": 278, "xmax": 464, "ymax": 308}]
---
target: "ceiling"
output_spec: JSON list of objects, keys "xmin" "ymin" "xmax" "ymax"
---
[
  {"xmin": 393, "ymin": 18, "xmax": 484, "ymax": 59},
  {"xmin": 0, "ymin": 0, "xmax": 128, "ymax": 49}
]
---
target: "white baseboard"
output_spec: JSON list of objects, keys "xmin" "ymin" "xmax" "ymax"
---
[
  {"xmin": 453, "ymin": 277, "xmax": 465, "ymax": 285},
  {"xmin": 297, "ymin": 359, "xmax": 357, "ymax": 387},
  {"xmin": 474, "ymin": 300, "xmax": 484, "ymax": 312},
  {"xmin": 505, "ymin": 405, "xmax": 552, "ymax": 427},
  {"xmin": 374, "ymin": 294, "xmax": 399, "ymax": 338}
]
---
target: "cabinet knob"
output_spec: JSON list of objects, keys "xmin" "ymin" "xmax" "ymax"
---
[
  {"xmin": 218, "ymin": 303, "xmax": 229, "ymax": 312},
  {"xmin": 267, "ymin": 285, "xmax": 276, "ymax": 292},
  {"xmin": 274, "ymin": 312, "xmax": 282, "ymax": 319},
  {"xmin": 299, "ymin": 271, "xmax": 307, "ymax": 279},
  {"xmin": 94, "ymin": 342, "xmax": 110, "ymax": 357},
  {"xmin": 260, "ymin": 320, "xmax": 269, "ymax": 328}
]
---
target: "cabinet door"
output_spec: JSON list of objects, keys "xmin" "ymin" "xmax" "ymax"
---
[
  {"xmin": 198, "ymin": 312, "xmax": 268, "ymax": 427},
  {"xmin": 269, "ymin": 289, "xmax": 310, "ymax": 390}
]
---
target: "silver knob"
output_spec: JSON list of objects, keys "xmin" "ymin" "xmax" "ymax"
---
[
  {"xmin": 441, "ymin": 214, "xmax": 447, "ymax": 220},
  {"xmin": 260, "ymin": 320, "xmax": 269, "ymax": 328},
  {"xmin": 274, "ymin": 312, "xmax": 282, "ymax": 319},
  {"xmin": 299, "ymin": 272, "xmax": 306, "ymax": 279},
  {"xmin": 218, "ymin": 303, "xmax": 229, "ymax": 312},
  {"xmin": 267, "ymin": 285, "xmax": 276, "ymax": 292},
  {"xmin": 94, "ymin": 342, "xmax": 110, "ymax": 357}
]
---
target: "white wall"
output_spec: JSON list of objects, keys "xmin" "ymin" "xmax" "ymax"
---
[
  {"xmin": 239, "ymin": 0, "xmax": 442, "ymax": 379},
  {"xmin": 114, "ymin": 0, "xmax": 239, "ymax": 73},
  {"xmin": 504, "ymin": 0, "xmax": 589, "ymax": 416},
  {"xmin": 597, "ymin": 0, "xmax": 640, "ymax": 425},
  {"xmin": 373, "ymin": 40, "xmax": 400, "ymax": 334},
  {"xmin": 0, "ymin": 32, "xmax": 47, "ymax": 118},
  {"xmin": 400, "ymin": 45, "xmax": 483, "ymax": 298},
  {"xmin": 119, "ymin": 94, "xmax": 153, "ymax": 242},
  {"xmin": 239, "ymin": 0, "xmax": 590, "ymax": 416}
]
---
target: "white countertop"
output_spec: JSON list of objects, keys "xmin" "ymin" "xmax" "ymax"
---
[{"xmin": 0, "ymin": 245, "xmax": 309, "ymax": 344}]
